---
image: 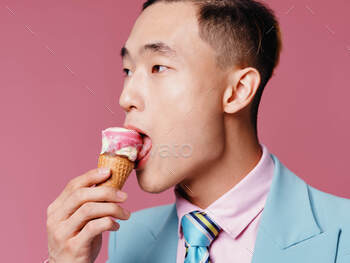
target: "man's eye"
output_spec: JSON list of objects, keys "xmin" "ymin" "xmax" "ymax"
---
[
  {"xmin": 123, "ymin": 66, "xmax": 168, "ymax": 77},
  {"xmin": 122, "ymin": 68, "xmax": 132, "ymax": 77},
  {"xmin": 152, "ymin": 65, "xmax": 168, "ymax": 74}
]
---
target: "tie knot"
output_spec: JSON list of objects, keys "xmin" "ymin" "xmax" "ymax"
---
[{"xmin": 181, "ymin": 210, "xmax": 222, "ymax": 247}]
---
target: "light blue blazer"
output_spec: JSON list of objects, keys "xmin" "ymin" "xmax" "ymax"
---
[{"xmin": 107, "ymin": 153, "xmax": 350, "ymax": 262}]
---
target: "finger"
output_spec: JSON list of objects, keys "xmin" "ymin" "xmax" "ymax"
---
[
  {"xmin": 60, "ymin": 202, "xmax": 130, "ymax": 240},
  {"xmin": 53, "ymin": 186, "xmax": 128, "ymax": 222},
  {"xmin": 69, "ymin": 168, "xmax": 112, "ymax": 189},
  {"xmin": 48, "ymin": 168, "xmax": 111, "ymax": 215},
  {"xmin": 71, "ymin": 216, "xmax": 120, "ymax": 245}
]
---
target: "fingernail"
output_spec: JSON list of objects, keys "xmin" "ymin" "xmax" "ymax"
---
[
  {"xmin": 99, "ymin": 168, "xmax": 110, "ymax": 174},
  {"xmin": 116, "ymin": 191, "xmax": 127, "ymax": 200}
]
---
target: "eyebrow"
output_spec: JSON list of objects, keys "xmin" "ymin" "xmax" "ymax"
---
[{"xmin": 120, "ymin": 41, "xmax": 178, "ymax": 60}]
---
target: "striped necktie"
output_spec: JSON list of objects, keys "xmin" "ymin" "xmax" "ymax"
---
[{"xmin": 181, "ymin": 210, "xmax": 222, "ymax": 263}]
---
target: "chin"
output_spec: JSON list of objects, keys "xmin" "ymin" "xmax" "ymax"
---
[
  {"xmin": 135, "ymin": 151, "xmax": 202, "ymax": 194},
  {"xmin": 135, "ymin": 169, "xmax": 172, "ymax": 193}
]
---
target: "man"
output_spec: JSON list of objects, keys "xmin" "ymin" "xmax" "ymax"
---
[{"xmin": 46, "ymin": 0, "xmax": 350, "ymax": 262}]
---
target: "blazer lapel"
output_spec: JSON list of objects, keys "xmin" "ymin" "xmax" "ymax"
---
[
  {"xmin": 143, "ymin": 203, "xmax": 179, "ymax": 263},
  {"xmin": 251, "ymin": 153, "xmax": 341, "ymax": 263}
]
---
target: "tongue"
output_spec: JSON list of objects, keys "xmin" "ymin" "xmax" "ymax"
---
[{"xmin": 138, "ymin": 136, "xmax": 152, "ymax": 160}]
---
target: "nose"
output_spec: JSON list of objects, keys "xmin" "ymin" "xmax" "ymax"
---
[{"xmin": 119, "ymin": 80, "xmax": 144, "ymax": 113}]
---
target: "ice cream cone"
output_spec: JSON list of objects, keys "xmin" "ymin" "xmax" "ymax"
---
[
  {"xmin": 97, "ymin": 153, "xmax": 134, "ymax": 190},
  {"xmin": 96, "ymin": 127, "xmax": 143, "ymax": 190}
]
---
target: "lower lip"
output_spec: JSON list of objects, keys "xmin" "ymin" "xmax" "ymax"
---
[{"xmin": 135, "ymin": 149, "xmax": 151, "ymax": 170}]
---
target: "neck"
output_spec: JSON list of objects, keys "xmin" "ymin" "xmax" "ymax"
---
[{"xmin": 177, "ymin": 116, "xmax": 262, "ymax": 209}]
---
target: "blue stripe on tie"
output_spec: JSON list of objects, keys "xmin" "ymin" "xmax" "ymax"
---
[
  {"xmin": 189, "ymin": 212, "xmax": 216, "ymax": 239},
  {"xmin": 199, "ymin": 212, "xmax": 221, "ymax": 233}
]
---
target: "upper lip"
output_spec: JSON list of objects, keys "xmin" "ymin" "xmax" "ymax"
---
[{"xmin": 123, "ymin": 123, "xmax": 148, "ymax": 137}]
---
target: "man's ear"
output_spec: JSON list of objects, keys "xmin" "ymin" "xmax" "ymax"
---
[{"xmin": 222, "ymin": 67, "xmax": 261, "ymax": 114}]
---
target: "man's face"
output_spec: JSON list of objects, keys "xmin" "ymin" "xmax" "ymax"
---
[{"xmin": 120, "ymin": 2, "xmax": 227, "ymax": 193}]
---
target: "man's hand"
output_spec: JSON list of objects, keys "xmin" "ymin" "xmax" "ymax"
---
[{"xmin": 46, "ymin": 168, "xmax": 131, "ymax": 263}]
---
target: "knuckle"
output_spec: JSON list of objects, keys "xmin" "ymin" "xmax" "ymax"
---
[
  {"xmin": 85, "ymin": 219, "xmax": 98, "ymax": 232},
  {"xmin": 107, "ymin": 187, "xmax": 117, "ymax": 199},
  {"xmin": 73, "ymin": 188, "xmax": 86, "ymax": 203},
  {"xmin": 65, "ymin": 239, "xmax": 78, "ymax": 256},
  {"xmin": 46, "ymin": 215, "xmax": 58, "ymax": 232},
  {"xmin": 95, "ymin": 217, "xmax": 113, "ymax": 230},
  {"xmin": 52, "ymin": 228, "xmax": 64, "ymax": 244},
  {"xmin": 98, "ymin": 186, "xmax": 114, "ymax": 201},
  {"xmin": 85, "ymin": 217, "xmax": 115, "ymax": 233},
  {"xmin": 80, "ymin": 202, "xmax": 93, "ymax": 217},
  {"xmin": 67, "ymin": 178, "xmax": 77, "ymax": 191}
]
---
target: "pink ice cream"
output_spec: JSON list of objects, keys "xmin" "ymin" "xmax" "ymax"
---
[{"xmin": 100, "ymin": 127, "xmax": 143, "ymax": 162}]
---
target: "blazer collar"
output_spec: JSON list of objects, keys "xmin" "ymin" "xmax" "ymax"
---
[{"xmin": 257, "ymin": 153, "xmax": 322, "ymax": 249}]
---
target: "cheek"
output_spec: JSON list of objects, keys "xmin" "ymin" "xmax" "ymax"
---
[
  {"xmin": 168, "ymin": 93, "xmax": 224, "ymax": 165},
  {"xmin": 154, "ymin": 75, "xmax": 194, "ymax": 112},
  {"xmin": 149, "ymin": 73, "xmax": 224, "ymax": 157},
  {"xmin": 189, "ymin": 107, "xmax": 224, "ymax": 158},
  {"xmin": 148, "ymin": 75, "xmax": 196, "ymax": 131},
  {"xmin": 185, "ymin": 86, "xmax": 225, "ymax": 159}
]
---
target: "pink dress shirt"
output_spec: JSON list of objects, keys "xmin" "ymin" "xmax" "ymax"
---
[{"xmin": 175, "ymin": 143, "xmax": 275, "ymax": 263}]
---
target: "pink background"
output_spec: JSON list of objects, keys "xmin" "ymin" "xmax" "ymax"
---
[{"xmin": 1, "ymin": 0, "xmax": 349, "ymax": 262}]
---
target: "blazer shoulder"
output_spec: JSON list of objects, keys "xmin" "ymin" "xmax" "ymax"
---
[{"xmin": 107, "ymin": 203, "xmax": 175, "ymax": 262}]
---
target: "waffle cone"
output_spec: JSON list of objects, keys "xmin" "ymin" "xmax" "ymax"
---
[{"xmin": 96, "ymin": 153, "xmax": 134, "ymax": 190}]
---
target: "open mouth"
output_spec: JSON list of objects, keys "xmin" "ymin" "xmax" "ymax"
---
[
  {"xmin": 123, "ymin": 124, "xmax": 152, "ymax": 166},
  {"xmin": 136, "ymin": 133, "xmax": 152, "ymax": 163}
]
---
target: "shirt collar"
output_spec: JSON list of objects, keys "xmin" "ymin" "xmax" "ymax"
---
[{"xmin": 174, "ymin": 143, "xmax": 275, "ymax": 240}]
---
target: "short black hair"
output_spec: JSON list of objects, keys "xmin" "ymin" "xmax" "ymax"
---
[{"xmin": 142, "ymin": 0, "xmax": 282, "ymax": 134}]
